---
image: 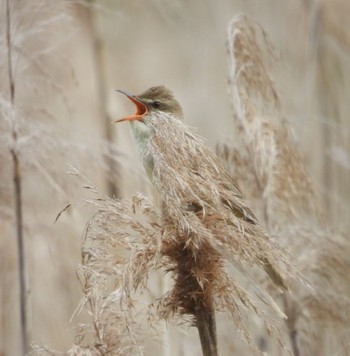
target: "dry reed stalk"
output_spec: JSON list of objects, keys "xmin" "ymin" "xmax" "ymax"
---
[
  {"xmin": 5, "ymin": 0, "xmax": 29, "ymax": 353},
  {"xmin": 0, "ymin": 1, "xmax": 75, "ymax": 353},
  {"xmin": 84, "ymin": 1, "xmax": 121, "ymax": 198},
  {"xmin": 303, "ymin": 0, "xmax": 350, "ymax": 224}
]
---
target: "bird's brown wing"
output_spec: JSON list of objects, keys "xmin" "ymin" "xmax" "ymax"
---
[
  {"xmin": 223, "ymin": 199, "xmax": 257, "ymax": 224},
  {"xmin": 220, "ymin": 175, "xmax": 258, "ymax": 224},
  {"xmin": 184, "ymin": 198, "xmax": 257, "ymax": 225},
  {"xmin": 188, "ymin": 166, "xmax": 258, "ymax": 225}
]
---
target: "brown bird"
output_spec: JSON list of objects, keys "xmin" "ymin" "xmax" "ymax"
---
[
  {"xmin": 115, "ymin": 85, "xmax": 288, "ymax": 355},
  {"xmin": 115, "ymin": 86, "xmax": 258, "ymax": 222},
  {"xmin": 115, "ymin": 86, "xmax": 183, "ymax": 180},
  {"xmin": 114, "ymin": 85, "xmax": 286, "ymax": 287}
]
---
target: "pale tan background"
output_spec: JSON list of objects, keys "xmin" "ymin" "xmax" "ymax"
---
[{"xmin": 1, "ymin": 0, "xmax": 349, "ymax": 355}]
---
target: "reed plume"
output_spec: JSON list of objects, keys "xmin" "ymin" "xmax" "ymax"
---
[
  {"xmin": 220, "ymin": 14, "xmax": 350, "ymax": 355},
  {"xmin": 20, "ymin": 4, "xmax": 350, "ymax": 356},
  {"xmin": 69, "ymin": 88, "xmax": 297, "ymax": 354}
]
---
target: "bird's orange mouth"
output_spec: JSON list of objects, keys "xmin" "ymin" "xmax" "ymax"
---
[{"xmin": 114, "ymin": 90, "xmax": 148, "ymax": 123}]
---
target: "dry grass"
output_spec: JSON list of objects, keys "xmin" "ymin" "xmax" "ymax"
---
[
  {"xmin": 1, "ymin": 1, "xmax": 350, "ymax": 356},
  {"xmin": 0, "ymin": 2, "xmax": 142, "ymax": 355},
  {"xmin": 149, "ymin": 112, "xmax": 292, "ymax": 290},
  {"xmin": 217, "ymin": 13, "xmax": 350, "ymax": 355},
  {"xmin": 222, "ymin": 14, "xmax": 319, "ymax": 227},
  {"xmin": 72, "ymin": 193, "xmax": 162, "ymax": 355},
  {"xmin": 70, "ymin": 187, "xmax": 291, "ymax": 355},
  {"xmin": 66, "ymin": 51, "xmax": 301, "ymax": 354}
]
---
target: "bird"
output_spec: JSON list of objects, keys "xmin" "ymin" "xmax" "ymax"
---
[
  {"xmin": 114, "ymin": 85, "xmax": 288, "ymax": 355},
  {"xmin": 115, "ymin": 86, "xmax": 259, "ymax": 223},
  {"xmin": 115, "ymin": 86, "xmax": 182, "ymax": 180},
  {"xmin": 115, "ymin": 84, "xmax": 287, "ymax": 281}
]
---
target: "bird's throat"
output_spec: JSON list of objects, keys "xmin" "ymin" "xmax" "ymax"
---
[
  {"xmin": 130, "ymin": 120, "xmax": 151, "ymax": 139},
  {"xmin": 130, "ymin": 120, "xmax": 155, "ymax": 181}
]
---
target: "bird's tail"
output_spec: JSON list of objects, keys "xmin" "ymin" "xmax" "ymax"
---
[{"xmin": 262, "ymin": 256, "xmax": 288, "ymax": 291}]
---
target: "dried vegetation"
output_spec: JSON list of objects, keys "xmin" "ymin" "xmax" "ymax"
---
[
  {"xmin": 1, "ymin": 2, "xmax": 350, "ymax": 356},
  {"xmin": 217, "ymin": 14, "xmax": 350, "ymax": 355},
  {"xmin": 66, "ymin": 15, "xmax": 303, "ymax": 356}
]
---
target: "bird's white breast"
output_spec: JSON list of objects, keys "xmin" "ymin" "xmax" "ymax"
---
[{"xmin": 130, "ymin": 121, "xmax": 154, "ymax": 180}]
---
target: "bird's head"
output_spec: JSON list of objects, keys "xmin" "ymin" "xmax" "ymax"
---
[{"xmin": 114, "ymin": 85, "xmax": 183, "ymax": 126}]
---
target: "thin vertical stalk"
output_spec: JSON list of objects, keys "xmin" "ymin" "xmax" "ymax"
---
[
  {"xmin": 6, "ymin": 0, "xmax": 29, "ymax": 354},
  {"xmin": 85, "ymin": 1, "xmax": 120, "ymax": 198},
  {"xmin": 173, "ymin": 242, "xmax": 218, "ymax": 356},
  {"xmin": 283, "ymin": 295, "xmax": 301, "ymax": 356},
  {"xmin": 195, "ymin": 291, "xmax": 218, "ymax": 356},
  {"xmin": 306, "ymin": 0, "xmax": 333, "ymax": 220}
]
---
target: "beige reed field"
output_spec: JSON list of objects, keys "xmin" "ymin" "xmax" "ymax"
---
[{"xmin": 1, "ymin": 1, "xmax": 350, "ymax": 355}]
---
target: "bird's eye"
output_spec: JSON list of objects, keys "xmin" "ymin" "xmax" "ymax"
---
[{"xmin": 151, "ymin": 101, "xmax": 161, "ymax": 109}]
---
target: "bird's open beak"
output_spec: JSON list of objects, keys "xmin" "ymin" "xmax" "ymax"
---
[{"xmin": 113, "ymin": 89, "xmax": 148, "ymax": 123}]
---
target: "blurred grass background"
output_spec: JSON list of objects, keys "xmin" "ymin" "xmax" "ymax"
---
[{"xmin": 1, "ymin": 0, "xmax": 349, "ymax": 355}]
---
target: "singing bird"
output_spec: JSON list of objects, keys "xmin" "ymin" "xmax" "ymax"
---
[
  {"xmin": 114, "ymin": 85, "xmax": 287, "ymax": 290},
  {"xmin": 115, "ymin": 86, "xmax": 184, "ymax": 182}
]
